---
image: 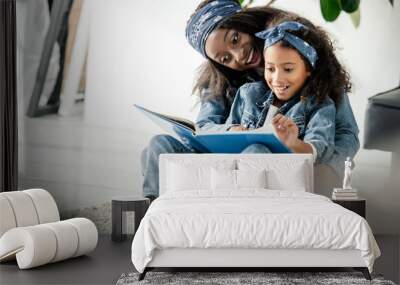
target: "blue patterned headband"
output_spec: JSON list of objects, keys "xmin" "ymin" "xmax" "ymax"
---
[
  {"xmin": 255, "ymin": 21, "xmax": 318, "ymax": 68},
  {"xmin": 186, "ymin": 0, "xmax": 241, "ymax": 57}
]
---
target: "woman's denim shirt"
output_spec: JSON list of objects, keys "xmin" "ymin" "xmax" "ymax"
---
[{"xmin": 195, "ymin": 81, "xmax": 360, "ymax": 175}]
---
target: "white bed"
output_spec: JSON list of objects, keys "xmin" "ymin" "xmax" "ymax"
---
[{"xmin": 131, "ymin": 154, "xmax": 380, "ymax": 280}]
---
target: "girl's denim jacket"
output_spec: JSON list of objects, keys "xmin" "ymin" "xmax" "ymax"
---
[{"xmin": 195, "ymin": 81, "xmax": 360, "ymax": 175}]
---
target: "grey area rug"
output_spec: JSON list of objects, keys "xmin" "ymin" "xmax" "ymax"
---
[{"xmin": 116, "ymin": 272, "xmax": 396, "ymax": 285}]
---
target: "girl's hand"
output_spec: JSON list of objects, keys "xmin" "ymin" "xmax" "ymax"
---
[
  {"xmin": 272, "ymin": 114, "xmax": 299, "ymax": 148},
  {"xmin": 229, "ymin": 125, "xmax": 248, "ymax": 132}
]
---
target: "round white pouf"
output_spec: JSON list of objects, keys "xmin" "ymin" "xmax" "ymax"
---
[
  {"xmin": 0, "ymin": 218, "xmax": 98, "ymax": 269},
  {"xmin": 0, "ymin": 196, "xmax": 17, "ymax": 237},
  {"xmin": 0, "ymin": 189, "xmax": 60, "ymax": 237},
  {"xmin": 23, "ymin": 189, "xmax": 60, "ymax": 223}
]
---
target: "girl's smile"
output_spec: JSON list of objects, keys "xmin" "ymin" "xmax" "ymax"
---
[{"xmin": 273, "ymin": 84, "xmax": 290, "ymax": 96}]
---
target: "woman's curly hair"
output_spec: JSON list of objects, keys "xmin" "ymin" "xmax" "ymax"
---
[
  {"xmin": 266, "ymin": 14, "xmax": 352, "ymax": 106},
  {"xmin": 188, "ymin": 0, "xmax": 288, "ymax": 105}
]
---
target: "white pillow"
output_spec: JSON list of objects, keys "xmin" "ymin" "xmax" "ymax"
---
[
  {"xmin": 211, "ymin": 168, "xmax": 268, "ymax": 190},
  {"xmin": 237, "ymin": 158, "xmax": 311, "ymax": 192},
  {"xmin": 237, "ymin": 169, "xmax": 268, "ymax": 189},
  {"xmin": 267, "ymin": 165, "xmax": 307, "ymax": 191},
  {"xmin": 166, "ymin": 162, "xmax": 209, "ymax": 191},
  {"xmin": 211, "ymin": 168, "xmax": 236, "ymax": 190},
  {"xmin": 165, "ymin": 160, "xmax": 235, "ymax": 192}
]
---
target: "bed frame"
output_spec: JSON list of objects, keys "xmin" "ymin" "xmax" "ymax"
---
[
  {"xmin": 138, "ymin": 154, "xmax": 372, "ymax": 281},
  {"xmin": 140, "ymin": 248, "xmax": 371, "ymax": 280}
]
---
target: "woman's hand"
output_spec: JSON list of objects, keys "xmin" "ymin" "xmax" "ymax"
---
[
  {"xmin": 228, "ymin": 125, "xmax": 248, "ymax": 132},
  {"xmin": 272, "ymin": 114, "xmax": 299, "ymax": 148}
]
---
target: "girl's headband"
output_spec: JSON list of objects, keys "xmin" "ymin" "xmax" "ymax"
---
[
  {"xmin": 255, "ymin": 21, "xmax": 318, "ymax": 68},
  {"xmin": 186, "ymin": 0, "xmax": 241, "ymax": 57}
]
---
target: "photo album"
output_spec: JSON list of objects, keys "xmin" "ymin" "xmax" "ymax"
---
[{"xmin": 134, "ymin": 104, "xmax": 291, "ymax": 153}]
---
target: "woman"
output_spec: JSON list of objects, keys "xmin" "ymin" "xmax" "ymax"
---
[{"xmin": 141, "ymin": 0, "xmax": 359, "ymax": 200}]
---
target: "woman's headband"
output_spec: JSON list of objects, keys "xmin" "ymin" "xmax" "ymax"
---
[
  {"xmin": 255, "ymin": 21, "xmax": 318, "ymax": 68},
  {"xmin": 186, "ymin": 0, "xmax": 241, "ymax": 57}
]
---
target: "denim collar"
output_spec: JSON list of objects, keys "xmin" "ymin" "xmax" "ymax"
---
[{"xmin": 261, "ymin": 90, "xmax": 302, "ymax": 115}]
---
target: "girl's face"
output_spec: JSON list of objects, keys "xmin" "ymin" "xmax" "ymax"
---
[
  {"xmin": 205, "ymin": 28, "xmax": 262, "ymax": 71},
  {"xmin": 264, "ymin": 43, "xmax": 310, "ymax": 102}
]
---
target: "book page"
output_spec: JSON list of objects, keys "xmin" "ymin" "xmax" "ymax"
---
[
  {"xmin": 160, "ymin": 113, "xmax": 195, "ymax": 131},
  {"xmin": 263, "ymin": 105, "xmax": 279, "ymax": 127},
  {"xmin": 247, "ymin": 124, "xmax": 275, "ymax": 134},
  {"xmin": 195, "ymin": 106, "xmax": 278, "ymax": 136},
  {"xmin": 195, "ymin": 123, "xmax": 275, "ymax": 135},
  {"xmin": 134, "ymin": 104, "xmax": 195, "ymax": 132}
]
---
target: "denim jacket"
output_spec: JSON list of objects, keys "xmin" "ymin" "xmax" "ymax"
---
[
  {"xmin": 226, "ymin": 81, "xmax": 336, "ymax": 164},
  {"xmin": 195, "ymin": 82, "xmax": 360, "ymax": 175}
]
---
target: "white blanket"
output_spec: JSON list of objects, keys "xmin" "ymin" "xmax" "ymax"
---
[{"xmin": 131, "ymin": 190, "xmax": 380, "ymax": 273}]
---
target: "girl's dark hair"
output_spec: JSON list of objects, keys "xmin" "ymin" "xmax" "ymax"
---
[
  {"xmin": 188, "ymin": 0, "xmax": 290, "ymax": 105},
  {"xmin": 267, "ymin": 15, "xmax": 351, "ymax": 106}
]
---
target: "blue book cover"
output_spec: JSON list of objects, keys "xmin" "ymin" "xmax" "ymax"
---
[{"xmin": 134, "ymin": 104, "xmax": 291, "ymax": 154}]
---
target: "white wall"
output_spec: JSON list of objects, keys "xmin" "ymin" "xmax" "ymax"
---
[
  {"xmin": 18, "ymin": 0, "xmax": 400, "ymax": 234},
  {"xmin": 84, "ymin": 0, "xmax": 203, "ymax": 131}
]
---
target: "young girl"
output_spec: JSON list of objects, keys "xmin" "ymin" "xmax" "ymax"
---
[{"xmin": 225, "ymin": 18, "xmax": 352, "ymax": 165}]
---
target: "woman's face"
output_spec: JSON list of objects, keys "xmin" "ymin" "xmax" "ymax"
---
[
  {"xmin": 205, "ymin": 28, "xmax": 262, "ymax": 71},
  {"xmin": 264, "ymin": 43, "xmax": 310, "ymax": 102}
]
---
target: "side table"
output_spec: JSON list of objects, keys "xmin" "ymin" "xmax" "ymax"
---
[
  {"xmin": 332, "ymin": 198, "xmax": 366, "ymax": 218},
  {"xmin": 112, "ymin": 196, "xmax": 150, "ymax": 242}
]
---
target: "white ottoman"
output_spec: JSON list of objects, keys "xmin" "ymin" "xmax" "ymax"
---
[{"xmin": 0, "ymin": 189, "xmax": 98, "ymax": 269}]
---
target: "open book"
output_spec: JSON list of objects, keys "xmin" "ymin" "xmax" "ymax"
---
[{"xmin": 134, "ymin": 104, "xmax": 290, "ymax": 153}]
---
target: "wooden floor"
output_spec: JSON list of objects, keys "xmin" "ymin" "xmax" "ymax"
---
[{"xmin": 0, "ymin": 235, "xmax": 398, "ymax": 285}]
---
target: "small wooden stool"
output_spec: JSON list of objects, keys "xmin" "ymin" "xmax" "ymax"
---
[{"xmin": 111, "ymin": 197, "xmax": 149, "ymax": 242}]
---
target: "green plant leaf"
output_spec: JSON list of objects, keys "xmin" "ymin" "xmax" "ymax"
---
[
  {"xmin": 349, "ymin": 7, "xmax": 361, "ymax": 28},
  {"xmin": 239, "ymin": 0, "xmax": 255, "ymax": 6},
  {"xmin": 320, "ymin": 0, "xmax": 342, "ymax": 22},
  {"xmin": 340, "ymin": 0, "xmax": 360, "ymax": 13}
]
